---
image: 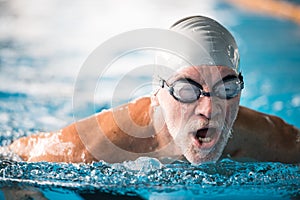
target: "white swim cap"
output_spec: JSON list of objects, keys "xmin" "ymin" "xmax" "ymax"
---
[{"xmin": 154, "ymin": 15, "xmax": 240, "ymax": 83}]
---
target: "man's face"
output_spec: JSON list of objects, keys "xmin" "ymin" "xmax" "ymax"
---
[{"xmin": 156, "ymin": 65, "xmax": 241, "ymax": 164}]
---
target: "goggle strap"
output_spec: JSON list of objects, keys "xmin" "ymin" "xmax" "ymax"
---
[
  {"xmin": 238, "ymin": 72, "xmax": 244, "ymax": 90},
  {"xmin": 159, "ymin": 79, "xmax": 165, "ymax": 88}
]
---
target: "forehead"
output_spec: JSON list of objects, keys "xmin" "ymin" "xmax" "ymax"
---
[{"xmin": 169, "ymin": 65, "xmax": 237, "ymax": 85}]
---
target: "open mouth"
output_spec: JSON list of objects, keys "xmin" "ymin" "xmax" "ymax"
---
[
  {"xmin": 196, "ymin": 128, "xmax": 212, "ymax": 143},
  {"xmin": 192, "ymin": 127, "xmax": 218, "ymax": 148}
]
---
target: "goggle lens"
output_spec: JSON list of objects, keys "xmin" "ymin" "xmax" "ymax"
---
[{"xmin": 161, "ymin": 74, "xmax": 244, "ymax": 103}]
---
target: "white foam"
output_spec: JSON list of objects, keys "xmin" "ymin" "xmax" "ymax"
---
[
  {"xmin": 0, "ymin": 113, "xmax": 9, "ymax": 124},
  {"xmin": 273, "ymin": 101, "xmax": 283, "ymax": 111},
  {"xmin": 250, "ymin": 96, "xmax": 268, "ymax": 109},
  {"xmin": 291, "ymin": 95, "xmax": 300, "ymax": 107},
  {"xmin": 37, "ymin": 116, "xmax": 66, "ymax": 128},
  {"xmin": 28, "ymin": 132, "xmax": 75, "ymax": 160},
  {"xmin": 112, "ymin": 157, "xmax": 163, "ymax": 174}
]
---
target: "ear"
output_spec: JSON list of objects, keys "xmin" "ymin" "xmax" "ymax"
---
[{"xmin": 151, "ymin": 90, "xmax": 160, "ymax": 107}]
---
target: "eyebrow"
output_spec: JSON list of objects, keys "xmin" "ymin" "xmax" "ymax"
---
[
  {"xmin": 212, "ymin": 74, "xmax": 239, "ymax": 87},
  {"xmin": 173, "ymin": 78, "xmax": 202, "ymax": 88},
  {"xmin": 173, "ymin": 74, "xmax": 238, "ymax": 85}
]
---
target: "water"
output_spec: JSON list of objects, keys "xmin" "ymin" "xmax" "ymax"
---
[
  {"xmin": 0, "ymin": 158, "xmax": 299, "ymax": 199},
  {"xmin": 0, "ymin": 0, "xmax": 300, "ymax": 199}
]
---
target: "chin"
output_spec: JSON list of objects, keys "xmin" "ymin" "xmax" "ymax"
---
[
  {"xmin": 184, "ymin": 131, "xmax": 231, "ymax": 165},
  {"xmin": 184, "ymin": 149, "xmax": 221, "ymax": 165}
]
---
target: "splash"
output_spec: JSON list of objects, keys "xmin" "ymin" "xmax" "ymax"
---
[{"xmin": 0, "ymin": 157, "xmax": 299, "ymax": 199}]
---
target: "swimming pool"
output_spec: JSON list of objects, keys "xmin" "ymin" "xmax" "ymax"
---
[
  {"xmin": 0, "ymin": 157, "xmax": 299, "ymax": 199},
  {"xmin": 0, "ymin": 0, "xmax": 299, "ymax": 199}
]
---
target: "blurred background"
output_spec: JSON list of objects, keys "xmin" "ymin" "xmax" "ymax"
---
[{"xmin": 0, "ymin": 0, "xmax": 299, "ymax": 134}]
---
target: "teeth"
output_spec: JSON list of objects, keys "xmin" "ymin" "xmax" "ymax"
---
[{"xmin": 198, "ymin": 137, "xmax": 212, "ymax": 143}]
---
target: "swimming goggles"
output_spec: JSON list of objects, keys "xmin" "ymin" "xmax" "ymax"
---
[{"xmin": 160, "ymin": 73, "xmax": 244, "ymax": 103}]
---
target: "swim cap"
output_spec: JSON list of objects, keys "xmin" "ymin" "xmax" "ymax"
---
[
  {"xmin": 154, "ymin": 15, "xmax": 240, "ymax": 83},
  {"xmin": 171, "ymin": 16, "xmax": 239, "ymax": 71}
]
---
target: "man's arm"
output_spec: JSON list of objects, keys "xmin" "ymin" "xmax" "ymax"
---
[
  {"xmin": 9, "ymin": 101, "xmax": 300, "ymax": 163},
  {"xmin": 8, "ymin": 97, "xmax": 157, "ymax": 163},
  {"xmin": 8, "ymin": 124, "xmax": 97, "ymax": 163},
  {"xmin": 223, "ymin": 106, "xmax": 300, "ymax": 163}
]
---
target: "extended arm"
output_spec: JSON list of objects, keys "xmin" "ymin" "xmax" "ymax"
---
[
  {"xmin": 8, "ymin": 97, "xmax": 158, "ymax": 163},
  {"xmin": 8, "ymin": 123, "xmax": 97, "ymax": 163},
  {"xmin": 8, "ymin": 100, "xmax": 300, "ymax": 163}
]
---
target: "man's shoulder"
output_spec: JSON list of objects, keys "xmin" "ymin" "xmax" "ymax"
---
[{"xmin": 225, "ymin": 106, "xmax": 300, "ymax": 163}]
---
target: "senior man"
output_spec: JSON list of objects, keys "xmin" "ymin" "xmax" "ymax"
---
[{"xmin": 8, "ymin": 16, "xmax": 300, "ymax": 164}]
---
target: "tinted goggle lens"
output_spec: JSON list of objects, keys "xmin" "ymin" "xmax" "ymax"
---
[{"xmin": 161, "ymin": 75, "xmax": 244, "ymax": 103}]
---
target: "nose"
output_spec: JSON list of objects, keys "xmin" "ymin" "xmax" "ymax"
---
[{"xmin": 194, "ymin": 96, "xmax": 213, "ymax": 119}]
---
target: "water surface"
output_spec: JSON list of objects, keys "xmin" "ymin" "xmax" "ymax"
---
[{"xmin": 0, "ymin": 0, "xmax": 299, "ymax": 199}]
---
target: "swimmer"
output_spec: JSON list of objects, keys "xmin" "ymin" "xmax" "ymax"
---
[{"xmin": 7, "ymin": 16, "xmax": 300, "ymax": 164}]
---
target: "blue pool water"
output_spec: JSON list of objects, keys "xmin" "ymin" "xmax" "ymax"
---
[
  {"xmin": 0, "ymin": 158, "xmax": 299, "ymax": 199},
  {"xmin": 0, "ymin": 0, "xmax": 300, "ymax": 199}
]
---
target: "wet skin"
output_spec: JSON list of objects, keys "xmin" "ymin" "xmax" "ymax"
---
[
  {"xmin": 152, "ymin": 65, "xmax": 240, "ymax": 164},
  {"xmin": 8, "ymin": 66, "xmax": 300, "ymax": 164}
]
